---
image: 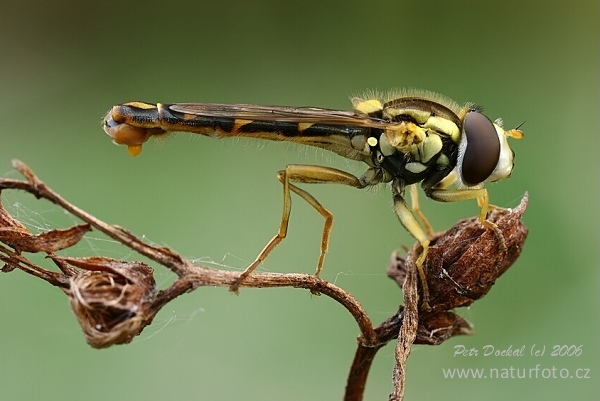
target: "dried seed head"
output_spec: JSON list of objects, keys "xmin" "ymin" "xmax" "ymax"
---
[
  {"xmin": 53, "ymin": 256, "xmax": 157, "ymax": 348},
  {"xmin": 387, "ymin": 193, "xmax": 528, "ymax": 343},
  {"xmin": 422, "ymin": 193, "xmax": 528, "ymax": 312}
]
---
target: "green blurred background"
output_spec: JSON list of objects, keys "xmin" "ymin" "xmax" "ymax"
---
[{"xmin": 1, "ymin": 1, "xmax": 598, "ymax": 400}]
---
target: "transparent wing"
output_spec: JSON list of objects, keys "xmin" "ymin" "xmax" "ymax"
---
[{"xmin": 169, "ymin": 103, "xmax": 389, "ymax": 128}]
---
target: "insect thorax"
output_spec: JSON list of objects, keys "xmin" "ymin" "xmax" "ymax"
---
[{"xmin": 353, "ymin": 95, "xmax": 463, "ymax": 189}]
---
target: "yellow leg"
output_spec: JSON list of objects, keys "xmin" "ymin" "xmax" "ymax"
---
[
  {"xmin": 229, "ymin": 165, "xmax": 366, "ymax": 293},
  {"xmin": 426, "ymin": 187, "xmax": 506, "ymax": 250},
  {"xmin": 479, "ymin": 197, "xmax": 510, "ymax": 213},
  {"xmin": 392, "ymin": 185, "xmax": 432, "ymax": 311},
  {"xmin": 410, "ymin": 185, "xmax": 434, "ymax": 237}
]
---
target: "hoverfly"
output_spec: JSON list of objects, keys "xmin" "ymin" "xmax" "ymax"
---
[{"xmin": 102, "ymin": 89, "xmax": 523, "ymax": 309}]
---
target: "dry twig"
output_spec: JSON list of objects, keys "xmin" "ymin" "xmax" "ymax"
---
[{"xmin": 0, "ymin": 160, "xmax": 528, "ymax": 400}]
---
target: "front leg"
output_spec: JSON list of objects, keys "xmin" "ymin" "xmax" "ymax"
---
[{"xmin": 424, "ymin": 186, "xmax": 507, "ymax": 250}]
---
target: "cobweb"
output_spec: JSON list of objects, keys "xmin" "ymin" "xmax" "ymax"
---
[{"xmin": 0, "ymin": 182, "xmax": 232, "ymax": 336}]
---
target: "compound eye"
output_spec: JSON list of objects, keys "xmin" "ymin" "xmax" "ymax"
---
[{"xmin": 460, "ymin": 110, "xmax": 500, "ymax": 186}]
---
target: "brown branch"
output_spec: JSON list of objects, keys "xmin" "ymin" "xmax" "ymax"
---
[
  {"xmin": 0, "ymin": 160, "xmax": 377, "ymax": 346},
  {"xmin": 0, "ymin": 160, "xmax": 528, "ymax": 400},
  {"xmin": 390, "ymin": 247, "xmax": 419, "ymax": 401},
  {"xmin": 345, "ymin": 194, "xmax": 529, "ymax": 401}
]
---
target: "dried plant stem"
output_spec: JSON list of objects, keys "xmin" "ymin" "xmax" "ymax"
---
[
  {"xmin": 0, "ymin": 160, "xmax": 378, "ymax": 345},
  {"xmin": 390, "ymin": 250, "xmax": 418, "ymax": 401},
  {"xmin": 0, "ymin": 160, "xmax": 528, "ymax": 401}
]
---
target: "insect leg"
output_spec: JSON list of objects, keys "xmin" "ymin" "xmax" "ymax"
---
[
  {"xmin": 410, "ymin": 185, "xmax": 434, "ymax": 237},
  {"xmin": 425, "ymin": 187, "xmax": 507, "ymax": 251},
  {"xmin": 229, "ymin": 165, "xmax": 367, "ymax": 294},
  {"xmin": 392, "ymin": 185, "xmax": 432, "ymax": 311}
]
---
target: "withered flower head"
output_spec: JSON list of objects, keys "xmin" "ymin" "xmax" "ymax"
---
[
  {"xmin": 53, "ymin": 256, "xmax": 157, "ymax": 349},
  {"xmin": 387, "ymin": 193, "xmax": 528, "ymax": 343},
  {"xmin": 422, "ymin": 193, "xmax": 528, "ymax": 312}
]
